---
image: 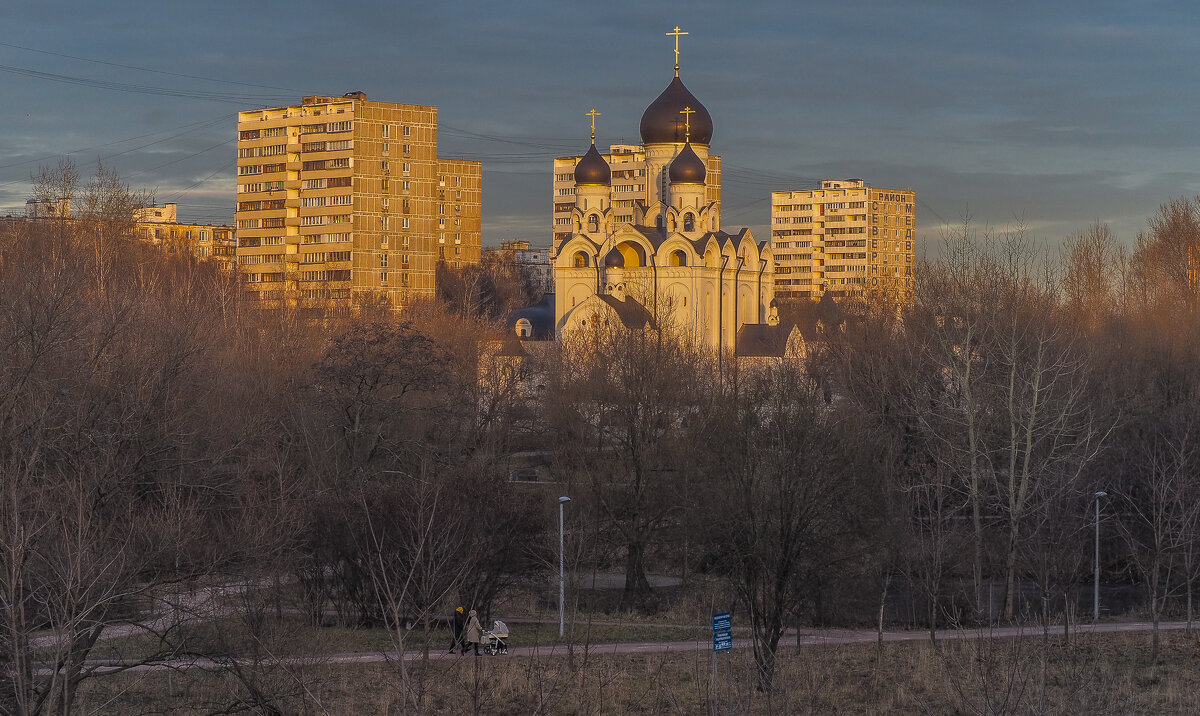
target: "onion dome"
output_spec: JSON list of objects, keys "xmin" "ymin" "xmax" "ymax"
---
[
  {"xmin": 603, "ymin": 248, "xmax": 625, "ymax": 268},
  {"xmin": 574, "ymin": 143, "xmax": 611, "ymax": 186},
  {"xmin": 669, "ymin": 142, "xmax": 706, "ymax": 184},
  {"xmin": 640, "ymin": 76, "xmax": 713, "ymax": 145}
]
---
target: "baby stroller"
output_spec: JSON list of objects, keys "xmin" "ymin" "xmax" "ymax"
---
[{"xmin": 482, "ymin": 619, "xmax": 509, "ymax": 655}]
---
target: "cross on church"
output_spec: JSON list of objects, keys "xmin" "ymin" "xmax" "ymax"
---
[
  {"xmin": 679, "ymin": 106, "xmax": 695, "ymax": 142},
  {"xmin": 586, "ymin": 108, "xmax": 601, "ymax": 142},
  {"xmin": 667, "ymin": 26, "xmax": 688, "ymax": 76}
]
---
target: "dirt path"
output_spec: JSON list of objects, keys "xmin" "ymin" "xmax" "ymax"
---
[{"xmin": 68, "ymin": 619, "xmax": 1195, "ymax": 675}]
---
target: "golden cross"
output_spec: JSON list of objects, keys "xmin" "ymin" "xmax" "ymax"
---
[
  {"xmin": 586, "ymin": 108, "xmax": 601, "ymax": 142},
  {"xmin": 679, "ymin": 106, "xmax": 695, "ymax": 142},
  {"xmin": 667, "ymin": 26, "xmax": 688, "ymax": 76}
]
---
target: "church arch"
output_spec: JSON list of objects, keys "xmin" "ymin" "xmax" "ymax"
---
[
  {"xmin": 573, "ymin": 251, "xmax": 590, "ymax": 268},
  {"xmin": 669, "ymin": 249, "xmax": 687, "ymax": 267},
  {"xmin": 515, "ymin": 318, "xmax": 532, "ymax": 338},
  {"xmin": 683, "ymin": 213, "xmax": 695, "ymax": 232},
  {"xmin": 587, "ymin": 213, "xmax": 599, "ymax": 233},
  {"xmin": 614, "ymin": 240, "xmax": 647, "ymax": 268}
]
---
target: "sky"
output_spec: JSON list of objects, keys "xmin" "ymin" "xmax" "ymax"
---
[{"xmin": 3, "ymin": 0, "xmax": 1200, "ymax": 255}]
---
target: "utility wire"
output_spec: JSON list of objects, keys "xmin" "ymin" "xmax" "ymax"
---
[
  {"xmin": 0, "ymin": 41, "xmax": 307, "ymax": 93},
  {"xmin": 0, "ymin": 62, "xmax": 293, "ymax": 104}
]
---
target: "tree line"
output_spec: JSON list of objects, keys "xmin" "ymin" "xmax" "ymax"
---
[{"xmin": 2, "ymin": 161, "xmax": 1200, "ymax": 710}]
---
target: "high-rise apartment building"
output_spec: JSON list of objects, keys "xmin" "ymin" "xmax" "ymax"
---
[
  {"xmin": 235, "ymin": 92, "xmax": 481, "ymax": 309},
  {"xmin": 553, "ymin": 144, "xmax": 720, "ymax": 244},
  {"xmin": 771, "ymin": 179, "xmax": 915, "ymax": 300}
]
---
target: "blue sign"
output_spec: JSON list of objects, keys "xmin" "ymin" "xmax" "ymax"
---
[
  {"xmin": 712, "ymin": 612, "xmax": 731, "ymax": 631},
  {"xmin": 713, "ymin": 630, "xmax": 733, "ymax": 651}
]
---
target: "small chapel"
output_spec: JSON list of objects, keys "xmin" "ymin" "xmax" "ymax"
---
[{"xmin": 505, "ymin": 29, "xmax": 793, "ymax": 358}]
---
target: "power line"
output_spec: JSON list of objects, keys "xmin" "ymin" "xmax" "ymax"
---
[
  {"xmin": 0, "ymin": 41, "xmax": 308, "ymax": 94},
  {"xmin": 0, "ymin": 114, "xmax": 229, "ymax": 173},
  {"xmin": 161, "ymin": 158, "xmax": 238, "ymax": 204},
  {"xmin": 0, "ymin": 62, "xmax": 293, "ymax": 105}
]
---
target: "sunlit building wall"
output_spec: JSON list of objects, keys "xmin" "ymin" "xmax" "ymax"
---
[
  {"xmin": 235, "ymin": 93, "xmax": 481, "ymax": 309},
  {"xmin": 135, "ymin": 203, "xmax": 235, "ymax": 272},
  {"xmin": 771, "ymin": 180, "xmax": 915, "ymax": 301}
]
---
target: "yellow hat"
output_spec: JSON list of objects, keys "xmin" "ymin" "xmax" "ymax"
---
[{"xmin": 456, "ymin": 607, "xmax": 464, "ymax": 612}]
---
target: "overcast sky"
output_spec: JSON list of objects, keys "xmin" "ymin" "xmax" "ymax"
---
[{"xmin": 3, "ymin": 0, "xmax": 1199, "ymax": 254}]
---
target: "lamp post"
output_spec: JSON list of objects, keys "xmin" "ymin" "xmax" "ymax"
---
[
  {"xmin": 1094, "ymin": 490, "xmax": 1107, "ymax": 621},
  {"xmin": 558, "ymin": 496, "xmax": 571, "ymax": 638}
]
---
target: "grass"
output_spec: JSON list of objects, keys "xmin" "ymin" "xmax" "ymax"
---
[{"xmin": 73, "ymin": 626, "xmax": 1200, "ymax": 714}]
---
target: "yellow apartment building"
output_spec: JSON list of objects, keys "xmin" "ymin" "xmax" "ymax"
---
[
  {"xmin": 134, "ymin": 203, "xmax": 235, "ymax": 272},
  {"xmin": 552, "ymin": 144, "xmax": 720, "ymax": 244},
  {"xmin": 771, "ymin": 179, "xmax": 915, "ymax": 301},
  {"xmin": 235, "ymin": 92, "xmax": 481, "ymax": 309}
]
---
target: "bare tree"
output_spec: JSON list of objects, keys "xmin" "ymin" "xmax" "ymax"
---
[
  {"xmin": 541, "ymin": 321, "xmax": 706, "ymax": 610},
  {"xmin": 695, "ymin": 360, "xmax": 877, "ymax": 692}
]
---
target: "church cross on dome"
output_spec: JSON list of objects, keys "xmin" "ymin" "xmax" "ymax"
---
[
  {"xmin": 587, "ymin": 108, "xmax": 601, "ymax": 142},
  {"xmin": 667, "ymin": 26, "xmax": 688, "ymax": 77},
  {"xmin": 680, "ymin": 106, "xmax": 695, "ymax": 142}
]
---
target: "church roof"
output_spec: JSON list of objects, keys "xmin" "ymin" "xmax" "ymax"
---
[
  {"xmin": 503, "ymin": 292, "xmax": 557, "ymax": 340},
  {"xmin": 669, "ymin": 142, "xmax": 706, "ymax": 184},
  {"xmin": 736, "ymin": 323, "xmax": 797, "ymax": 358},
  {"xmin": 595, "ymin": 294, "xmax": 654, "ymax": 329},
  {"xmin": 494, "ymin": 337, "xmax": 527, "ymax": 357},
  {"xmin": 640, "ymin": 75, "xmax": 713, "ymax": 145},
  {"xmin": 574, "ymin": 143, "xmax": 611, "ymax": 186},
  {"xmin": 624, "ymin": 225, "xmax": 754, "ymax": 254}
]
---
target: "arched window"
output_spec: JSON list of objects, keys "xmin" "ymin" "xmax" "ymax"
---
[
  {"xmin": 587, "ymin": 214, "xmax": 599, "ymax": 233},
  {"xmin": 573, "ymin": 251, "xmax": 589, "ymax": 268},
  {"xmin": 683, "ymin": 213, "xmax": 695, "ymax": 232},
  {"xmin": 515, "ymin": 318, "xmax": 532, "ymax": 338},
  {"xmin": 669, "ymin": 250, "xmax": 687, "ymax": 267}
]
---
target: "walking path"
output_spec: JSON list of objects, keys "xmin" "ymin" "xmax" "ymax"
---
[{"xmin": 66, "ymin": 619, "xmax": 1195, "ymax": 675}]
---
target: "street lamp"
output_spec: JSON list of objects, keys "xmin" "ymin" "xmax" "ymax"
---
[
  {"xmin": 558, "ymin": 496, "xmax": 571, "ymax": 638},
  {"xmin": 1094, "ymin": 490, "xmax": 1107, "ymax": 621}
]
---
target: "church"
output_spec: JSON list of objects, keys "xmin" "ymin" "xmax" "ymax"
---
[{"xmin": 512, "ymin": 29, "xmax": 791, "ymax": 357}]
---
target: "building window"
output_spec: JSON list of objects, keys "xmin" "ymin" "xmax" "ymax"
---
[
  {"xmin": 380, "ymin": 254, "xmax": 388, "ymax": 268},
  {"xmin": 382, "ymin": 124, "xmax": 390, "ymax": 138},
  {"xmin": 403, "ymin": 125, "xmax": 411, "ymax": 136}
]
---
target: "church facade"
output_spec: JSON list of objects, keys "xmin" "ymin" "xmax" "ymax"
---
[{"xmin": 549, "ymin": 32, "xmax": 779, "ymax": 353}]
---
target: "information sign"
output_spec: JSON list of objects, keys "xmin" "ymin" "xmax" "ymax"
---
[{"xmin": 713, "ymin": 630, "xmax": 733, "ymax": 651}]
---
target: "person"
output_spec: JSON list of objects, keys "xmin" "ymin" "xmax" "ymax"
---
[
  {"xmin": 464, "ymin": 609, "xmax": 483, "ymax": 656},
  {"xmin": 449, "ymin": 606, "xmax": 465, "ymax": 654}
]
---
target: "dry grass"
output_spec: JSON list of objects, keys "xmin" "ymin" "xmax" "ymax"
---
[{"xmin": 75, "ymin": 628, "xmax": 1200, "ymax": 714}]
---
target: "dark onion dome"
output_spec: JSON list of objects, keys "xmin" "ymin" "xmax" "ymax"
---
[
  {"xmin": 669, "ymin": 142, "xmax": 706, "ymax": 184},
  {"xmin": 639, "ymin": 76, "xmax": 713, "ymax": 145},
  {"xmin": 574, "ymin": 143, "xmax": 611, "ymax": 186},
  {"xmin": 604, "ymin": 248, "xmax": 625, "ymax": 268}
]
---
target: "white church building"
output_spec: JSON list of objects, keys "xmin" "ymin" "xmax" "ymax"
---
[{"xmin": 507, "ymin": 29, "xmax": 794, "ymax": 359}]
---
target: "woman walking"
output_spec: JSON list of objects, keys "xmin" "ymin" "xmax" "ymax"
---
[{"xmin": 464, "ymin": 609, "xmax": 483, "ymax": 655}]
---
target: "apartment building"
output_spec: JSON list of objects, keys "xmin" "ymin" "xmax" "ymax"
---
[
  {"xmin": 771, "ymin": 179, "xmax": 915, "ymax": 300},
  {"xmin": 134, "ymin": 203, "xmax": 235, "ymax": 272},
  {"xmin": 552, "ymin": 144, "xmax": 720, "ymax": 244},
  {"xmin": 235, "ymin": 92, "xmax": 481, "ymax": 309}
]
